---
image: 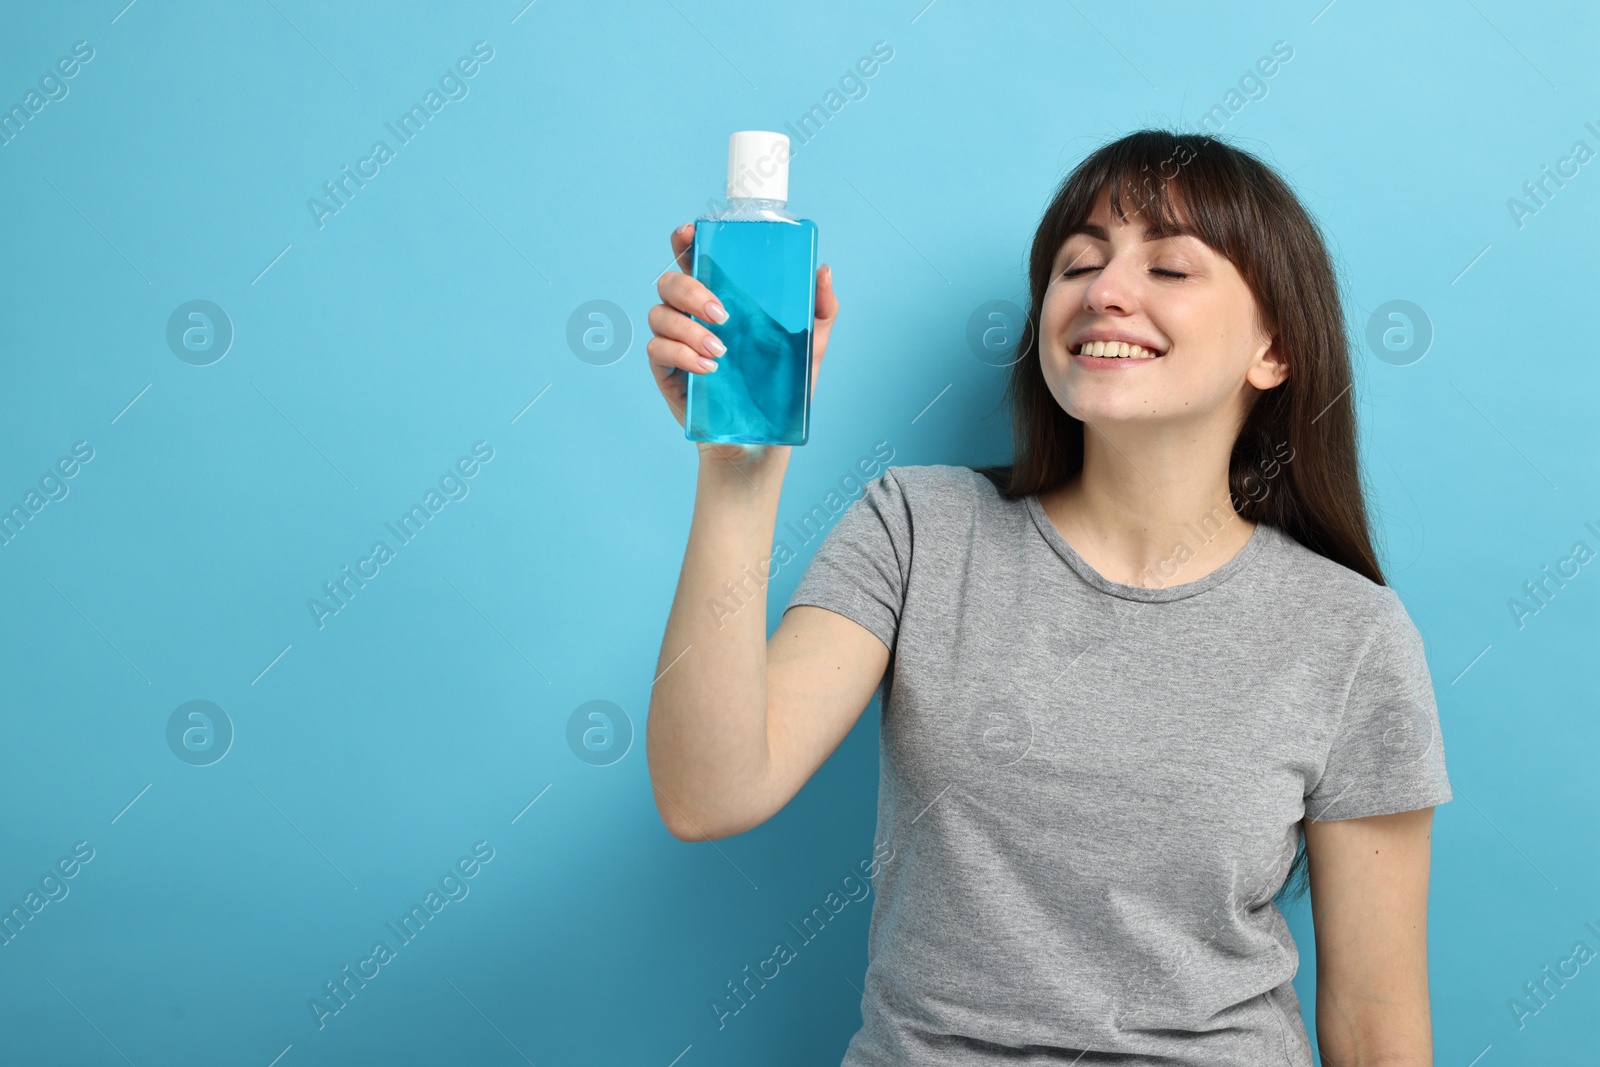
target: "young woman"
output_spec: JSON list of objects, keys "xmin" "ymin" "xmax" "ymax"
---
[{"xmin": 645, "ymin": 130, "xmax": 1452, "ymax": 1066}]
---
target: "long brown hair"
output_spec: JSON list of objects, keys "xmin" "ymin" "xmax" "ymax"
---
[{"xmin": 975, "ymin": 129, "xmax": 1385, "ymax": 906}]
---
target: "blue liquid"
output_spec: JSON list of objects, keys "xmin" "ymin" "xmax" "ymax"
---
[{"xmin": 686, "ymin": 216, "xmax": 818, "ymax": 445}]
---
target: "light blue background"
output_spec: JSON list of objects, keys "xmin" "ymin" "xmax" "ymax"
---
[{"xmin": 1, "ymin": 1, "xmax": 1596, "ymax": 1064}]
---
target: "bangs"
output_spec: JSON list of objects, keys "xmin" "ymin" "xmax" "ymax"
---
[{"xmin": 1100, "ymin": 146, "xmax": 1197, "ymax": 240}]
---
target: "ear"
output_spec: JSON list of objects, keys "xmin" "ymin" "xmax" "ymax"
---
[{"xmin": 1246, "ymin": 339, "xmax": 1289, "ymax": 391}]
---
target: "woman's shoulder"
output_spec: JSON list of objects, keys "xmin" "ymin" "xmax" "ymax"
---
[
  {"xmin": 1259, "ymin": 524, "xmax": 1415, "ymax": 636},
  {"xmin": 877, "ymin": 462, "xmax": 1011, "ymax": 499},
  {"xmin": 867, "ymin": 463, "xmax": 1018, "ymax": 522}
]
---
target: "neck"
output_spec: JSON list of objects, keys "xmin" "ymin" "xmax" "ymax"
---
[{"xmin": 1042, "ymin": 415, "xmax": 1255, "ymax": 588}]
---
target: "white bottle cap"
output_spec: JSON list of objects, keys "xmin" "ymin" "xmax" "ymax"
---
[{"xmin": 727, "ymin": 130, "xmax": 790, "ymax": 203}]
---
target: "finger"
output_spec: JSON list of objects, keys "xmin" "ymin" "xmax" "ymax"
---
[
  {"xmin": 650, "ymin": 364, "xmax": 689, "ymax": 428},
  {"xmin": 648, "ymin": 335, "xmax": 720, "ymax": 376},
  {"xmin": 648, "ymin": 303, "xmax": 727, "ymax": 359},
  {"xmin": 814, "ymin": 263, "xmax": 838, "ymax": 324},
  {"xmin": 656, "ymin": 269, "xmax": 728, "ymax": 323},
  {"xmin": 649, "ymin": 351, "xmax": 686, "ymax": 390},
  {"xmin": 670, "ymin": 223, "xmax": 695, "ymax": 273},
  {"xmin": 811, "ymin": 264, "xmax": 838, "ymax": 365},
  {"xmin": 650, "ymin": 353, "xmax": 688, "ymax": 396},
  {"xmin": 648, "ymin": 352, "xmax": 689, "ymax": 403},
  {"xmin": 808, "ymin": 331, "xmax": 825, "ymax": 400}
]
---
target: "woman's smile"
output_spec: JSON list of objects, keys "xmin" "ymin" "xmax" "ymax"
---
[{"xmin": 1071, "ymin": 339, "xmax": 1166, "ymax": 369}]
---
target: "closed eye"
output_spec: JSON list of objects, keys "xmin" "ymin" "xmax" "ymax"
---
[{"xmin": 1062, "ymin": 266, "xmax": 1188, "ymax": 279}]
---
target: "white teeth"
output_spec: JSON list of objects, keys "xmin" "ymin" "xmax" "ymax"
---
[{"xmin": 1076, "ymin": 340, "xmax": 1159, "ymax": 359}]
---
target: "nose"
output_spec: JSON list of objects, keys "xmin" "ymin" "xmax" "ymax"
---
[{"xmin": 1081, "ymin": 255, "xmax": 1136, "ymax": 316}]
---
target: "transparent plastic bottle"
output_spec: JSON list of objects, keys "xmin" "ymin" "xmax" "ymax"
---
[{"xmin": 685, "ymin": 131, "xmax": 818, "ymax": 446}]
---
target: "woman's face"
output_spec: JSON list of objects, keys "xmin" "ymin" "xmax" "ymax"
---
[{"xmin": 1038, "ymin": 185, "xmax": 1285, "ymax": 433}]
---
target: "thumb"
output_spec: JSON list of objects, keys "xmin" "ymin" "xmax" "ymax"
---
[{"xmin": 815, "ymin": 263, "xmax": 838, "ymax": 324}]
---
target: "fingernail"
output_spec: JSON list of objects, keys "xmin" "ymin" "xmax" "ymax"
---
[
  {"xmin": 698, "ymin": 357, "xmax": 719, "ymax": 373},
  {"xmin": 706, "ymin": 301, "xmax": 728, "ymax": 324},
  {"xmin": 703, "ymin": 335, "xmax": 726, "ymax": 357}
]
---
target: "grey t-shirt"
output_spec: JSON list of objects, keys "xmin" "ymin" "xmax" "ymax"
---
[{"xmin": 782, "ymin": 463, "xmax": 1452, "ymax": 1066}]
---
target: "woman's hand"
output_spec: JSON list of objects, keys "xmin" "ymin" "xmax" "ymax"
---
[{"xmin": 647, "ymin": 222, "xmax": 838, "ymax": 468}]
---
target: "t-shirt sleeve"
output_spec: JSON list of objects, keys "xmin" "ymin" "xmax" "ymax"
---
[
  {"xmin": 1304, "ymin": 589, "xmax": 1453, "ymax": 821},
  {"xmin": 781, "ymin": 467, "xmax": 912, "ymax": 655}
]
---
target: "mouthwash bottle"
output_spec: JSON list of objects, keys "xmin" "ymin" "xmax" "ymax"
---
[{"xmin": 686, "ymin": 131, "xmax": 818, "ymax": 446}]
